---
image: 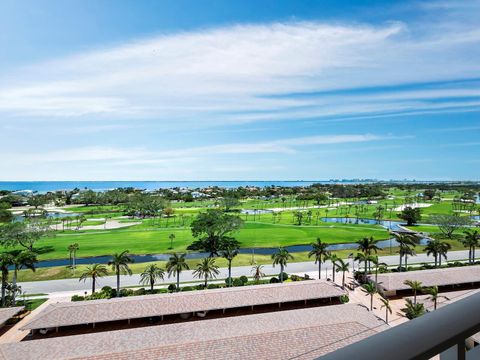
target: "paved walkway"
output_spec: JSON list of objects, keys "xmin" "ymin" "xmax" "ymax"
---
[{"xmin": 18, "ymin": 250, "xmax": 472, "ymax": 295}]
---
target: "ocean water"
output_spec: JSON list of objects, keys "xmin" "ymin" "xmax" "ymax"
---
[{"xmin": 0, "ymin": 180, "xmax": 338, "ymax": 192}]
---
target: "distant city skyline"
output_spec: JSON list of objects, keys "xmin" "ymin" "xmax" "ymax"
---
[{"xmin": 0, "ymin": 0, "xmax": 479, "ymax": 181}]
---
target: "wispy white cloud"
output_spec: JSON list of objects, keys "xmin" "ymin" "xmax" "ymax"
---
[
  {"xmin": 3, "ymin": 133, "xmax": 393, "ymax": 168},
  {"xmin": 0, "ymin": 4, "xmax": 479, "ymax": 124},
  {"xmin": 0, "ymin": 1, "xmax": 478, "ymax": 181}
]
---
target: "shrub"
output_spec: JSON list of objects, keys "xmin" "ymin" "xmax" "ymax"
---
[
  {"xmin": 278, "ymin": 272, "xmax": 289, "ymax": 281},
  {"xmin": 207, "ymin": 283, "xmax": 219, "ymax": 289},
  {"xmin": 378, "ymin": 266, "xmax": 389, "ymax": 273},
  {"xmin": 167, "ymin": 284, "xmax": 177, "ymax": 292},
  {"xmin": 181, "ymin": 286, "xmax": 193, "ymax": 292},
  {"xmin": 134, "ymin": 288, "xmax": 146, "ymax": 296},
  {"xmin": 239, "ymin": 275, "xmax": 249, "ymax": 285},
  {"xmin": 100, "ymin": 286, "xmax": 115, "ymax": 298},
  {"xmin": 354, "ymin": 271, "xmax": 366, "ymax": 279},
  {"xmin": 232, "ymin": 278, "xmax": 244, "ymax": 287},
  {"xmin": 86, "ymin": 292, "xmax": 109, "ymax": 300},
  {"xmin": 71, "ymin": 295, "xmax": 85, "ymax": 302},
  {"xmin": 290, "ymin": 274, "xmax": 301, "ymax": 281},
  {"xmin": 339, "ymin": 295, "xmax": 350, "ymax": 304},
  {"xmin": 269, "ymin": 277, "xmax": 279, "ymax": 283},
  {"xmin": 119, "ymin": 289, "xmax": 134, "ymax": 297},
  {"xmin": 225, "ymin": 277, "xmax": 233, "ymax": 286},
  {"xmin": 101, "ymin": 286, "xmax": 113, "ymax": 293}
]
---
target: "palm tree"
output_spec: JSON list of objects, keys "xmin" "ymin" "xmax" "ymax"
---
[
  {"xmin": 354, "ymin": 252, "xmax": 368, "ymax": 273},
  {"xmin": 271, "ymin": 248, "xmax": 293, "ymax": 282},
  {"xmin": 400, "ymin": 242, "xmax": 416, "ymax": 270},
  {"xmin": 400, "ymin": 298, "xmax": 425, "ymax": 320},
  {"xmin": 361, "ymin": 282, "xmax": 377, "ymax": 311},
  {"xmin": 76, "ymin": 215, "xmax": 87, "ymax": 231},
  {"xmin": 0, "ymin": 253, "xmax": 13, "ymax": 307},
  {"xmin": 328, "ymin": 253, "xmax": 339, "ymax": 282},
  {"xmin": 437, "ymin": 241, "xmax": 451, "ymax": 266},
  {"xmin": 251, "ymin": 264, "xmax": 265, "ymax": 283},
  {"xmin": 335, "ymin": 259, "xmax": 349, "ymax": 289},
  {"xmin": 423, "ymin": 286, "xmax": 449, "ymax": 310},
  {"xmin": 140, "ymin": 264, "xmax": 165, "ymax": 292},
  {"xmin": 380, "ymin": 297, "xmax": 392, "ymax": 324},
  {"xmin": 68, "ymin": 243, "xmax": 79, "ymax": 269},
  {"xmin": 308, "ymin": 237, "xmax": 330, "ymax": 279},
  {"xmin": 193, "ymin": 257, "xmax": 220, "ymax": 288},
  {"xmin": 369, "ymin": 255, "xmax": 387, "ymax": 286},
  {"xmin": 10, "ymin": 250, "xmax": 37, "ymax": 305},
  {"xmin": 424, "ymin": 240, "xmax": 441, "ymax": 267},
  {"xmin": 221, "ymin": 247, "xmax": 239, "ymax": 287},
  {"xmin": 393, "ymin": 233, "xmax": 417, "ymax": 271},
  {"xmin": 108, "ymin": 250, "xmax": 133, "ymax": 297},
  {"xmin": 356, "ymin": 236, "xmax": 379, "ymax": 272},
  {"xmin": 166, "ymin": 253, "xmax": 189, "ymax": 291},
  {"xmin": 462, "ymin": 230, "xmax": 479, "ymax": 264},
  {"xmin": 168, "ymin": 233, "xmax": 175, "ymax": 250},
  {"xmin": 79, "ymin": 264, "xmax": 108, "ymax": 294},
  {"xmin": 404, "ymin": 280, "xmax": 423, "ymax": 304}
]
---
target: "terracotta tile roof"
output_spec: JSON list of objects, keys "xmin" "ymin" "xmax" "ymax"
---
[
  {"xmin": 371, "ymin": 265, "xmax": 480, "ymax": 292},
  {"xmin": 0, "ymin": 307, "xmax": 23, "ymax": 327},
  {"xmin": 0, "ymin": 304, "xmax": 386, "ymax": 360},
  {"xmin": 21, "ymin": 280, "xmax": 345, "ymax": 330}
]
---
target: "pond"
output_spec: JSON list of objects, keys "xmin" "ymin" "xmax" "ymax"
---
[
  {"xmin": 321, "ymin": 217, "xmax": 404, "ymax": 231},
  {"xmin": 32, "ymin": 252, "xmax": 209, "ymax": 269},
  {"xmin": 33, "ymin": 236, "xmax": 429, "ymax": 269},
  {"xmin": 15, "ymin": 212, "xmax": 81, "ymax": 222}
]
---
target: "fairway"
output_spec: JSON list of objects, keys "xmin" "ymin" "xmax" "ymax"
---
[{"xmin": 27, "ymin": 220, "xmax": 389, "ymax": 261}]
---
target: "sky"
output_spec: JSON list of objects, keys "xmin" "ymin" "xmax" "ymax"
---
[{"xmin": 0, "ymin": 0, "xmax": 479, "ymax": 181}]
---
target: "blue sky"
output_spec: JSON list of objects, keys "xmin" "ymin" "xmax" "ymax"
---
[{"xmin": 0, "ymin": 0, "xmax": 479, "ymax": 181}]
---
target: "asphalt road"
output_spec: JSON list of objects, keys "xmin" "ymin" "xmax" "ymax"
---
[{"xmin": 18, "ymin": 249, "xmax": 472, "ymax": 295}]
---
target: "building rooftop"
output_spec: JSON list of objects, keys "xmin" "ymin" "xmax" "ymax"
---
[
  {"xmin": 0, "ymin": 304, "xmax": 386, "ymax": 360},
  {"xmin": 371, "ymin": 265, "xmax": 480, "ymax": 292},
  {"xmin": 21, "ymin": 280, "xmax": 345, "ymax": 330},
  {"xmin": 0, "ymin": 307, "xmax": 23, "ymax": 327}
]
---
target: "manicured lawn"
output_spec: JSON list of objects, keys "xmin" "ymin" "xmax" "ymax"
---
[
  {"xmin": 419, "ymin": 201, "xmax": 455, "ymax": 216},
  {"xmin": 237, "ymin": 221, "xmax": 387, "ymax": 247},
  {"xmin": 22, "ymin": 298, "xmax": 48, "ymax": 310},
  {"xmin": 15, "ymin": 220, "xmax": 389, "ymax": 261}
]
